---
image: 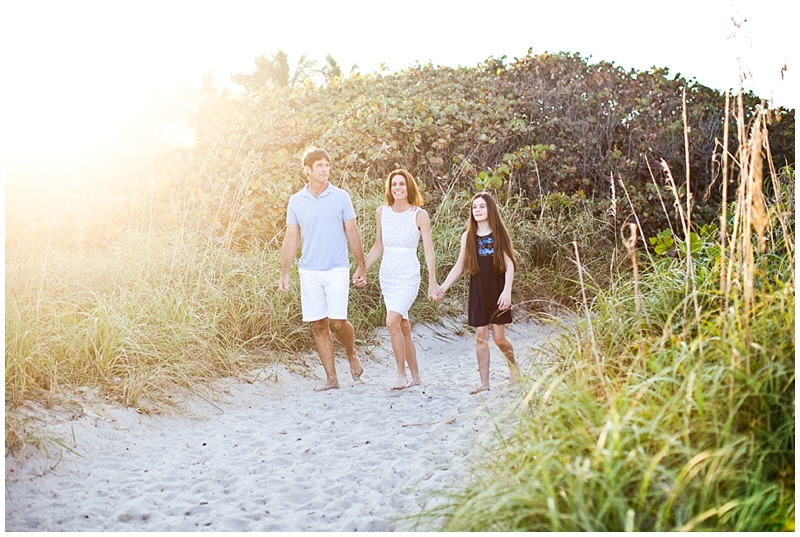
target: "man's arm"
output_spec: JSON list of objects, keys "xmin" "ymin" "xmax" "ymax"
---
[
  {"xmin": 344, "ymin": 218, "xmax": 367, "ymax": 287},
  {"xmin": 279, "ymin": 223, "xmax": 300, "ymax": 292}
]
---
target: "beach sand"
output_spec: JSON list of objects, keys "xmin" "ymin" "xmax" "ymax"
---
[{"xmin": 5, "ymin": 318, "xmax": 559, "ymax": 532}]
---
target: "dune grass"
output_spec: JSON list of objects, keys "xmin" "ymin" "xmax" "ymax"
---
[
  {"xmin": 426, "ymin": 247, "xmax": 793, "ymax": 531},
  {"xmin": 5, "ymin": 181, "xmax": 605, "ymax": 421},
  {"xmin": 421, "ymin": 100, "xmax": 795, "ymax": 531},
  {"xmin": 5, "ymin": 231, "xmax": 298, "ymax": 409}
]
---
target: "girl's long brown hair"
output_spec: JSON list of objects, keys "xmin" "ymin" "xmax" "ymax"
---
[{"xmin": 464, "ymin": 192, "xmax": 517, "ymax": 276}]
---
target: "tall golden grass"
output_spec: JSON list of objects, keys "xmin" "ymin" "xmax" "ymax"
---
[{"xmin": 422, "ymin": 89, "xmax": 794, "ymax": 531}]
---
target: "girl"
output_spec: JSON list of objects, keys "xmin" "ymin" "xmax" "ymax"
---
[
  {"xmin": 365, "ymin": 169, "xmax": 440, "ymax": 389},
  {"xmin": 437, "ymin": 192, "xmax": 520, "ymax": 394}
]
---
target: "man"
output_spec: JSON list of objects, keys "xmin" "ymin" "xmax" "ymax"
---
[{"xmin": 278, "ymin": 147, "xmax": 367, "ymax": 391}]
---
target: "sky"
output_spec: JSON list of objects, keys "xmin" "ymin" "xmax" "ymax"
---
[{"xmin": 2, "ymin": 0, "xmax": 795, "ymax": 171}]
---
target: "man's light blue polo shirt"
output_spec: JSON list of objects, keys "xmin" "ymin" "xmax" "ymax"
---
[{"xmin": 286, "ymin": 183, "xmax": 356, "ymax": 270}]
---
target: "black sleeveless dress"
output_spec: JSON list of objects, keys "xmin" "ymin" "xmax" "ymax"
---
[{"xmin": 468, "ymin": 233, "xmax": 513, "ymax": 327}]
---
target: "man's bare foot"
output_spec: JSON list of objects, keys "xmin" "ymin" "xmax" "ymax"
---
[
  {"xmin": 405, "ymin": 378, "xmax": 421, "ymax": 388},
  {"xmin": 349, "ymin": 357, "xmax": 364, "ymax": 382},
  {"xmin": 469, "ymin": 384, "xmax": 490, "ymax": 395},
  {"xmin": 391, "ymin": 376, "xmax": 408, "ymax": 390},
  {"xmin": 314, "ymin": 380, "xmax": 339, "ymax": 392}
]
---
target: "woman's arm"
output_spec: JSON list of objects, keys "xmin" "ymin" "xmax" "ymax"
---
[
  {"xmin": 438, "ymin": 231, "xmax": 468, "ymax": 297},
  {"xmin": 364, "ymin": 206, "xmax": 384, "ymax": 272},
  {"xmin": 497, "ymin": 252, "xmax": 515, "ymax": 310},
  {"xmin": 416, "ymin": 209, "xmax": 440, "ymax": 298}
]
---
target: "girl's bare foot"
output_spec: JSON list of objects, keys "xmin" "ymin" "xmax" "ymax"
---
[
  {"xmin": 469, "ymin": 384, "xmax": 490, "ymax": 395},
  {"xmin": 405, "ymin": 378, "xmax": 421, "ymax": 388},
  {"xmin": 391, "ymin": 376, "xmax": 408, "ymax": 390}
]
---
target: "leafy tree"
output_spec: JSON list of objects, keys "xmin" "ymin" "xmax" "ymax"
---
[
  {"xmin": 231, "ymin": 50, "xmax": 319, "ymax": 91},
  {"xmin": 159, "ymin": 50, "xmax": 793, "ymax": 247},
  {"xmin": 322, "ymin": 53, "xmax": 358, "ymax": 83}
]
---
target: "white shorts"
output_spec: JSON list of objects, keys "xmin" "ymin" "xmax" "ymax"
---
[{"xmin": 298, "ymin": 267, "xmax": 350, "ymax": 322}]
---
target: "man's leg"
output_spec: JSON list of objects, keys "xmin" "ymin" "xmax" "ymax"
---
[
  {"xmin": 329, "ymin": 318, "xmax": 363, "ymax": 381},
  {"xmin": 312, "ymin": 318, "xmax": 339, "ymax": 391}
]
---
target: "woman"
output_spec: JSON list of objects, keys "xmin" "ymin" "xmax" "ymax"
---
[{"xmin": 365, "ymin": 169, "xmax": 440, "ymax": 389}]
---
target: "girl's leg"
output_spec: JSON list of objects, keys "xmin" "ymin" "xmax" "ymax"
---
[
  {"xmin": 471, "ymin": 325, "xmax": 491, "ymax": 394},
  {"xmin": 491, "ymin": 323, "xmax": 520, "ymax": 384},
  {"xmin": 386, "ymin": 311, "xmax": 408, "ymax": 389},
  {"xmin": 400, "ymin": 319, "xmax": 421, "ymax": 386}
]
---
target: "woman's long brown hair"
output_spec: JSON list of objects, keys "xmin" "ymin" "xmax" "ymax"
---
[
  {"xmin": 384, "ymin": 169, "xmax": 424, "ymax": 207},
  {"xmin": 464, "ymin": 192, "xmax": 517, "ymax": 276}
]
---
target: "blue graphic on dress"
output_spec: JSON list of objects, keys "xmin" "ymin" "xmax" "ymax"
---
[{"xmin": 477, "ymin": 235, "xmax": 494, "ymax": 256}]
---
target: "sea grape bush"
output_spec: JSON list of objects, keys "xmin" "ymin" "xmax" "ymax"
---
[{"xmin": 149, "ymin": 50, "xmax": 794, "ymax": 247}]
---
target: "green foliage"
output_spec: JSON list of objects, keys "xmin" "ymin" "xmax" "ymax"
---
[
  {"xmin": 422, "ymin": 162, "xmax": 795, "ymax": 531},
  {"xmin": 425, "ymin": 244, "xmax": 794, "ymax": 531},
  {"xmin": 649, "ymin": 223, "xmax": 720, "ymax": 262},
  {"xmin": 152, "ymin": 51, "xmax": 793, "ymax": 248}
]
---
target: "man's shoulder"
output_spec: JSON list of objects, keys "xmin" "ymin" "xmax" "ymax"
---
[
  {"xmin": 324, "ymin": 184, "xmax": 354, "ymax": 204},
  {"xmin": 325, "ymin": 184, "xmax": 350, "ymax": 196},
  {"xmin": 288, "ymin": 186, "xmax": 311, "ymax": 203}
]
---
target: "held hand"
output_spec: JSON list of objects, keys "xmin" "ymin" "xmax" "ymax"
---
[
  {"xmin": 278, "ymin": 274, "xmax": 290, "ymax": 293},
  {"xmin": 497, "ymin": 290, "xmax": 512, "ymax": 311},
  {"xmin": 434, "ymin": 287, "xmax": 446, "ymax": 301},
  {"xmin": 352, "ymin": 266, "xmax": 367, "ymax": 288},
  {"xmin": 428, "ymin": 282, "xmax": 441, "ymax": 300}
]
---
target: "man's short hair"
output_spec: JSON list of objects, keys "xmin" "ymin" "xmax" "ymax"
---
[{"xmin": 302, "ymin": 147, "xmax": 331, "ymax": 168}]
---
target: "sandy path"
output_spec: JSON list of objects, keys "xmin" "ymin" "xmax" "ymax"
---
[{"xmin": 5, "ymin": 319, "xmax": 557, "ymax": 531}]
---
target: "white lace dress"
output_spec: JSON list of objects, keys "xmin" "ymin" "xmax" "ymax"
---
[{"xmin": 379, "ymin": 205, "xmax": 421, "ymax": 319}]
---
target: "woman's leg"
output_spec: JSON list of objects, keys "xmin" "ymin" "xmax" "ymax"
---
[
  {"xmin": 471, "ymin": 325, "xmax": 491, "ymax": 394},
  {"xmin": 386, "ymin": 311, "xmax": 408, "ymax": 389},
  {"xmin": 491, "ymin": 323, "xmax": 519, "ymax": 383},
  {"xmin": 401, "ymin": 319, "xmax": 420, "ymax": 386}
]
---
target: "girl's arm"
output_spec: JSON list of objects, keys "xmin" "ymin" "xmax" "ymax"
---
[
  {"xmin": 438, "ymin": 231, "xmax": 468, "ymax": 299},
  {"xmin": 416, "ymin": 209, "xmax": 440, "ymax": 299},
  {"xmin": 497, "ymin": 252, "xmax": 515, "ymax": 310},
  {"xmin": 364, "ymin": 206, "xmax": 384, "ymax": 272}
]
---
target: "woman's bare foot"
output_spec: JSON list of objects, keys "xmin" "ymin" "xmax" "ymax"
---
[
  {"xmin": 469, "ymin": 384, "xmax": 490, "ymax": 395},
  {"xmin": 314, "ymin": 380, "xmax": 339, "ymax": 392},
  {"xmin": 391, "ymin": 376, "xmax": 408, "ymax": 390},
  {"xmin": 405, "ymin": 378, "xmax": 421, "ymax": 388}
]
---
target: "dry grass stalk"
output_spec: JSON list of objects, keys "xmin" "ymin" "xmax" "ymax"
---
[
  {"xmin": 622, "ymin": 223, "xmax": 643, "ymax": 336},
  {"xmin": 681, "ymin": 87, "xmax": 701, "ymax": 324},
  {"xmin": 740, "ymin": 107, "xmax": 770, "ymax": 373},
  {"xmin": 572, "ymin": 241, "xmax": 610, "ymax": 400},
  {"xmin": 645, "ymin": 155, "xmax": 675, "ymax": 237},
  {"xmin": 616, "ymin": 174, "xmax": 655, "ymax": 267},
  {"xmin": 761, "ymin": 117, "xmax": 795, "ymax": 264},
  {"xmin": 659, "ymin": 158, "xmax": 700, "ymax": 324},
  {"xmin": 720, "ymin": 91, "xmax": 730, "ymax": 306}
]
